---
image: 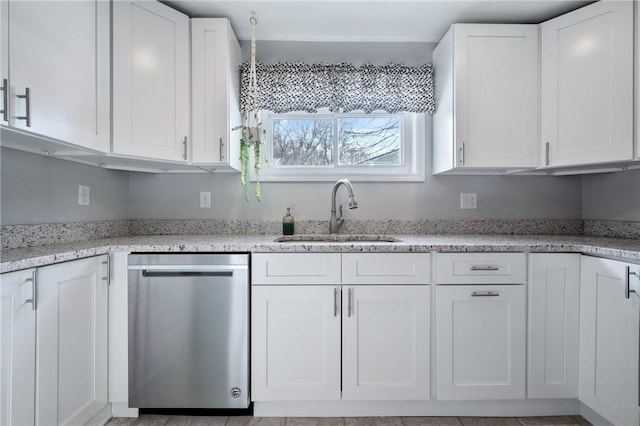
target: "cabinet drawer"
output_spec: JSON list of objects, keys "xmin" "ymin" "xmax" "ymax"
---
[
  {"xmin": 342, "ymin": 253, "xmax": 430, "ymax": 284},
  {"xmin": 252, "ymin": 253, "xmax": 341, "ymax": 285},
  {"xmin": 436, "ymin": 253, "xmax": 526, "ymax": 284}
]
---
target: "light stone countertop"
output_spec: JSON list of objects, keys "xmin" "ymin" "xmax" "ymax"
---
[{"xmin": 1, "ymin": 234, "xmax": 640, "ymax": 274}]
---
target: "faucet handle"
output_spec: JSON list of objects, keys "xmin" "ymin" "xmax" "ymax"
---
[{"xmin": 337, "ymin": 205, "xmax": 345, "ymax": 228}]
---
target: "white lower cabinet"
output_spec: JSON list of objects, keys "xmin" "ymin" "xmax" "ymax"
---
[
  {"xmin": 1, "ymin": 269, "xmax": 37, "ymax": 426},
  {"xmin": 251, "ymin": 285, "xmax": 342, "ymax": 401},
  {"xmin": 251, "ymin": 253, "xmax": 431, "ymax": 402},
  {"xmin": 436, "ymin": 284, "xmax": 526, "ymax": 400},
  {"xmin": 528, "ymin": 253, "xmax": 580, "ymax": 399},
  {"xmin": 0, "ymin": 256, "xmax": 108, "ymax": 426},
  {"xmin": 342, "ymin": 285, "xmax": 430, "ymax": 400},
  {"xmin": 579, "ymin": 256, "xmax": 640, "ymax": 426},
  {"xmin": 36, "ymin": 255, "xmax": 109, "ymax": 426}
]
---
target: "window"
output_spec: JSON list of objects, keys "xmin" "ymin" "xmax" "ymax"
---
[{"xmin": 256, "ymin": 110, "xmax": 425, "ymax": 182}]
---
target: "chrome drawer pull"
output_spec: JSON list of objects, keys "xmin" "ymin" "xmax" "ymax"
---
[
  {"xmin": 471, "ymin": 291, "xmax": 500, "ymax": 297},
  {"xmin": 625, "ymin": 266, "xmax": 638, "ymax": 299},
  {"xmin": 0, "ymin": 78, "xmax": 7, "ymax": 122},
  {"xmin": 24, "ymin": 270, "xmax": 37, "ymax": 310},
  {"xmin": 16, "ymin": 87, "xmax": 31, "ymax": 127},
  {"xmin": 470, "ymin": 265, "xmax": 500, "ymax": 271}
]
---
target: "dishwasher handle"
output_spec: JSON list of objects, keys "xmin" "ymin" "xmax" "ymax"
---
[{"xmin": 141, "ymin": 270, "xmax": 235, "ymax": 278}]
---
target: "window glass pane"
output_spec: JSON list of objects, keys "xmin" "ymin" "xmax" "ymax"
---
[
  {"xmin": 338, "ymin": 116, "xmax": 402, "ymax": 165},
  {"xmin": 272, "ymin": 118, "xmax": 334, "ymax": 166}
]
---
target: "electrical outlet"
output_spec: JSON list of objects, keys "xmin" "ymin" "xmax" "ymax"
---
[
  {"xmin": 200, "ymin": 191, "xmax": 211, "ymax": 208},
  {"xmin": 78, "ymin": 185, "xmax": 90, "ymax": 206},
  {"xmin": 460, "ymin": 193, "xmax": 477, "ymax": 209}
]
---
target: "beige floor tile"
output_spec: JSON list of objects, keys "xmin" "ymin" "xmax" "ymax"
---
[
  {"xmin": 517, "ymin": 416, "xmax": 581, "ymax": 425},
  {"xmin": 459, "ymin": 418, "xmax": 521, "ymax": 426},
  {"xmin": 286, "ymin": 418, "xmax": 345, "ymax": 426},
  {"xmin": 569, "ymin": 416, "xmax": 591, "ymax": 426},
  {"xmin": 225, "ymin": 417, "xmax": 286, "ymax": 426},
  {"xmin": 166, "ymin": 415, "xmax": 228, "ymax": 425},
  {"xmin": 345, "ymin": 417, "xmax": 404, "ymax": 426},
  {"xmin": 132, "ymin": 415, "xmax": 171, "ymax": 426},
  {"xmin": 107, "ymin": 418, "xmax": 140, "ymax": 425},
  {"xmin": 402, "ymin": 417, "xmax": 462, "ymax": 425}
]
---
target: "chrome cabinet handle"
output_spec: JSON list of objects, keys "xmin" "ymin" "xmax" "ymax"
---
[
  {"xmin": 625, "ymin": 266, "xmax": 638, "ymax": 299},
  {"xmin": 0, "ymin": 78, "xmax": 7, "ymax": 122},
  {"xmin": 333, "ymin": 287, "xmax": 339, "ymax": 317},
  {"xmin": 459, "ymin": 143, "xmax": 465, "ymax": 166},
  {"xmin": 16, "ymin": 87, "xmax": 31, "ymax": 127},
  {"xmin": 545, "ymin": 142, "xmax": 550, "ymax": 166},
  {"xmin": 182, "ymin": 136, "xmax": 188, "ymax": 160},
  {"xmin": 219, "ymin": 137, "xmax": 224, "ymax": 161},
  {"xmin": 470, "ymin": 265, "xmax": 500, "ymax": 271},
  {"xmin": 471, "ymin": 291, "xmax": 500, "ymax": 297},
  {"xmin": 24, "ymin": 270, "xmax": 37, "ymax": 310},
  {"xmin": 348, "ymin": 287, "xmax": 353, "ymax": 317},
  {"xmin": 102, "ymin": 254, "xmax": 111, "ymax": 285}
]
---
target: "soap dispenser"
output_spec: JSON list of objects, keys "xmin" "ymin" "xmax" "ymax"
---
[{"xmin": 282, "ymin": 207, "xmax": 294, "ymax": 235}]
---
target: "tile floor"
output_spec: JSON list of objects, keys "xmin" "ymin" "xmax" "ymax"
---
[{"xmin": 107, "ymin": 415, "xmax": 591, "ymax": 426}]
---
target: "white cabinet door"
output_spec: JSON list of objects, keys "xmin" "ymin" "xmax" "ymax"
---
[
  {"xmin": 433, "ymin": 24, "xmax": 538, "ymax": 173},
  {"xmin": 113, "ymin": 1, "xmax": 190, "ymax": 162},
  {"xmin": 579, "ymin": 256, "xmax": 639, "ymax": 426},
  {"xmin": 528, "ymin": 254, "xmax": 580, "ymax": 399},
  {"xmin": 191, "ymin": 18, "xmax": 241, "ymax": 169},
  {"xmin": 342, "ymin": 285, "xmax": 430, "ymax": 400},
  {"xmin": 1, "ymin": 0, "xmax": 8, "ymax": 127},
  {"xmin": 636, "ymin": 0, "xmax": 640, "ymax": 160},
  {"xmin": 0, "ymin": 269, "xmax": 36, "ymax": 426},
  {"xmin": 436, "ymin": 285, "xmax": 526, "ymax": 400},
  {"xmin": 5, "ymin": 0, "xmax": 110, "ymax": 151},
  {"xmin": 251, "ymin": 285, "xmax": 341, "ymax": 401},
  {"xmin": 540, "ymin": 1, "xmax": 633, "ymax": 167},
  {"xmin": 36, "ymin": 256, "xmax": 108, "ymax": 426}
]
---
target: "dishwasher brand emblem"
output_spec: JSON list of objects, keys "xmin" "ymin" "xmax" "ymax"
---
[{"xmin": 231, "ymin": 387, "xmax": 242, "ymax": 398}]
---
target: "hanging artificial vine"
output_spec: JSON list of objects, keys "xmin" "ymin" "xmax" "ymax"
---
[{"xmin": 234, "ymin": 14, "xmax": 264, "ymax": 202}]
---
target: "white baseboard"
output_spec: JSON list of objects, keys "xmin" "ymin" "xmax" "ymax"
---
[
  {"xmin": 111, "ymin": 402, "xmax": 139, "ymax": 418},
  {"xmin": 254, "ymin": 399, "xmax": 580, "ymax": 417}
]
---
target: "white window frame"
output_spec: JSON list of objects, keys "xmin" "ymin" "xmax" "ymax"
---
[{"xmin": 252, "ymin": 110, "xmax": 425, "ymax": 182}]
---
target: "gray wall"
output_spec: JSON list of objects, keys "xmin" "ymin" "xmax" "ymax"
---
[
  {"xmin": 127, "ymin": 171, "xmax": 583, "ymax": 221},
  {"xmin": 582, "ymin": 169, "xmax": 640, "ymax": 221},
  {"xmin": 1, "ymin": 147, "xmax": 129, "ymax": 225}
]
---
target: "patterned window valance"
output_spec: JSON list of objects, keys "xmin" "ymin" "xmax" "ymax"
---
[{"xmin": 239, "ymin": 62, "xmax": 435, "ymax": 115}]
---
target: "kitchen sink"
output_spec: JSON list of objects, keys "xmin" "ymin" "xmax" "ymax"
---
[{"xmin": 274, "ymin": 234, "xmax": 401, "ymax": 243}]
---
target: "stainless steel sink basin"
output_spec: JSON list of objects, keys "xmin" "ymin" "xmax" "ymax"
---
[{"xmin": 274, "ymin": 234, "xmax": 401, "ymax": 243}]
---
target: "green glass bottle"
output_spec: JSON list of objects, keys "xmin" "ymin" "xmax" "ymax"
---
[{"xmin": 282, "ymin": 207, "xmax": 294, "ymax": 235}]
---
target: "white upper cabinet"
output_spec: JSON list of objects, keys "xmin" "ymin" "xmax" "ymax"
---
[
  {"xmin": 113, "ymin": 1, "xmax": 190, "ymax": 162},
  {"xmin": 433, "ymin": 24, "xmax": 539, "ymax": 174},
  {"xmin": 191, "ymin": 19, "xmax": 242, "ymax": 169},
  {"xmin": 540, "ymin": 1, "xmax": 634, "ymax": 168},
  {"xmin": 1, "ymin": 0, "xmax": 110, "ymax": 152}
]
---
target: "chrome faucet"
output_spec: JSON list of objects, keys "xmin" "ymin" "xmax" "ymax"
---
[{"xmin": 329, "ymin": 179, "xmax": 358, "ymax": 234}]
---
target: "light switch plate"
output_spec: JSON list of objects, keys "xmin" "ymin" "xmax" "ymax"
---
[
  {"xmin": 200, "ymin": 191, "xmax": 211, "ymax": 208},
  {"xmin": 460, "ymin": 193, "xmax": 477, "ymax": 209},
  {"xmin": 78, "ymin": 185, "xmax": 90, "ymax": 206}
]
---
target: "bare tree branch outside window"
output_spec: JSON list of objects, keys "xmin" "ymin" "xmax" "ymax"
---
[{"xmin": 271, "ymin": 115, "xmax": 402, "ymax": 167}]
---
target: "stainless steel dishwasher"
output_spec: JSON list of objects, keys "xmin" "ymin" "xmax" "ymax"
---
[{"xmin": 128, "ymin": 253, "xmax": 249, "ymax": 409}]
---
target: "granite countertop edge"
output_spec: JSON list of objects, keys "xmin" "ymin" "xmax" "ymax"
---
[{"xmin": 2, "ymin": 234, "xmax": 640, "ymax": 274}]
